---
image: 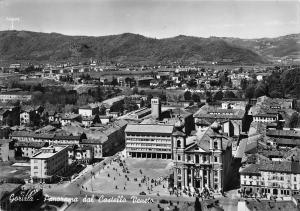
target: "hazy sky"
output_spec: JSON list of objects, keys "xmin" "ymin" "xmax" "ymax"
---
[{"xmin": 0, "ymin": 0, "xmax": 299, "ymax": 38}]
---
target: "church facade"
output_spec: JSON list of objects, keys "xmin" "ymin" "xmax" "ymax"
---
[{"xmin": 172, "ymin": 123, "xmax": 233, "ymax": 193}]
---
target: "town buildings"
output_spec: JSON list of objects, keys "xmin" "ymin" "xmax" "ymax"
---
[
  {"xmin": 0, "ymin": 92, "xmax": 32, "ymax": 103},
  {"xmin": 194, "ymin": 104, "xmax": 246, "ymax": 136},
  {"xmin": 240, "ymin": 160, "xmax": 300, "ymax": 197}
]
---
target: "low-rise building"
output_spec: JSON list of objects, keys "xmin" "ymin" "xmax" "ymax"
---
[
  {"xmin": 78, "ymin": 106, "xmax": 98, "ymax": 117},
  {"xmin": 125, "ymin": 107, "xmax": 151, "ymax": 120},
  {"xmin": 15, "ymin": 141, "xmax": 47, "ymax": 158},
  {"xmin": 30, "ymin": 145, "xmax": 68, "ymax": 183},
  {"xmin": 61, "ymin": 113, "xmax": 81, "ymax": 126},
  {"xmin": 253, "ymin": 114, "xmax": 278, "ymax": 123}
]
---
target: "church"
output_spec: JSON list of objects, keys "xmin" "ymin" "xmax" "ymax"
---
[{"xmin": 172, "ymin": 122, "xmax": 233, "ymax": 193}]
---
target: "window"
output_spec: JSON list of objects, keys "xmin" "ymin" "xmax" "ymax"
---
[
  {"xmin": 214, "ymin": 156, "xmax": 218, "ymax": 162},
  {"xmin": 214, "ymin": 170, "xmax": 218, "ymax": 177},
  {"xmin": 34, "ymin": 166, "xmax": 38, "ymax": 169},
  {"xmin": 177, "ymin": 140, "xmax": 181, "ymax": 148},
  {"xmin": 177, "ymin": 155, "xmax": 181, "ymax": 161},
  {"xmin": 294, "ymin": 177, "xmax": 297, "ymax": 182},
  {"xmin": 177, "ymin": 169, "xmax": 181, "ymax": 174},
  {"xmin": 34, "ymin": 160, "xmax": 38, "ymax": 163},
  {"xmin": 214, "ymin": 141, "xmax": 218, "ymax": 149},
  {"xmin": 195, "ymin": 155, "xmax": 199, "ymax": 163}
]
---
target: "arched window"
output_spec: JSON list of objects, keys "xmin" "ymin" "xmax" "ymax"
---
[{"xmin": 177, "ymin": 140, "xmax": 181, "ymax": 148}]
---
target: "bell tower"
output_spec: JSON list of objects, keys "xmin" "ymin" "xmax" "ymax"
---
[{"xmin": 151, "ymin": 97, "xmax": 161, "ymax": 119}]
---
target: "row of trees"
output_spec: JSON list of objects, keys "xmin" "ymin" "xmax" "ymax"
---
[
  {"xmin": 28, "ymin": 85, "xmax": 121, "ymax": 108},
  {"xmin": 183, "ymin": 90, "xmax": 236, "ymax": 102},
  {"xmin": 241, "ymin": 67, "xmax": 300, "ymax": 99}
]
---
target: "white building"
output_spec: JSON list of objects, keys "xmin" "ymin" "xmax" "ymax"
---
[
  {"xmin": 30, "ymin": 145, "xmax": 68, "ymax": 182},
  {"xmin": 125, "ymin": 124, "xmax": 174, "ymax": 159},
  {"xmin": 78, "ymin": 106, "xmax": 98, "ymax": 117}
]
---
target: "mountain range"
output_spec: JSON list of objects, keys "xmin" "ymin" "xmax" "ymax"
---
[{"xmin": 0, "ymin": 30, "xmax": 299, "ymax": 64}]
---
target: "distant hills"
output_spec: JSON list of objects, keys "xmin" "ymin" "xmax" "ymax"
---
[{"xmin": 0, "ymin": 30, "xmax": 299, "ymax": 64}]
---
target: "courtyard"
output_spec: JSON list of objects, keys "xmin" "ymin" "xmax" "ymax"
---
[{"xmin": 83, "ymin": 156, "xmax": 173, "ymax": 196}]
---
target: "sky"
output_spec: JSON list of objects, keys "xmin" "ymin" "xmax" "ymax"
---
[{"xmin": 0, "ymin": 0, "xmax": 299, "ymax": 39}]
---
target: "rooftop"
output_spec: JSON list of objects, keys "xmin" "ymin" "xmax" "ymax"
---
[
  {"xmin": 194, "ymin": 104, "xmax": 245, "ymax": 120},
  {"xmin": 125, "ymin": 124, "xmax": 174, "ymax": 134},
  {"xmin": 32, "ymin": 146, "xmax": 67, "ymax": 159},
  {"xmin": 266, "ymin": 129, "xmax": 300, "ymax": 138}
]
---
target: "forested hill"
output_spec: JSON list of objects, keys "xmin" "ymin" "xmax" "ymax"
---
[{"xmin": 0, "ymin": 30, "xmax": 267, "ymax": 64}]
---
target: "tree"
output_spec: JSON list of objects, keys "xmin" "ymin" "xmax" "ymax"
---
[
  {"xmin": 184, "ymin": 91, "xmax": 192, "ymax": 101},
  {"xmin": 245, "ymin": 85, "xmax": 255, "ymax": 99},
  {"xmin": 205, "ymin": 91, "xmax": 212, "ymax": 103},
  {"xmin": 99, "ymin": 105, "xmax": 106, "ymax": 115},
  {"xmin": 192, "ymin": 93, "xmax": 201, "ymax": 102},
  {"xmin": 145, "ymin": 94, "xmax": 153, "ymax": 107},
  {"xmin": 124, "ymin": 97, "xmax": 138, "ymax": 112},
  {"xmin": 132, "ymin": 87, "xmax": 139, "ymax": 95},
  {"xmin": 269, "ymin": 90, "xmax": 282, "ymax": 98},
  {"xmin": 213, "ymin": 91, "xmax": 223, "ymax": 101},
  {"xmin": 111, "ymin": 77, "xmax": 119, "ymax": 86},
  {"xmin": 240, "ymin": 79, "xmax": 248, "ymax": 90},
  {"xmin": 139, "ymin": 90, "xmax": 146, "ymax": 95},
  {"xmin": 254, "ymin": 85, "xmax": 267, "ymax": 98},
  {"xmin": 187, "ymin": 79, "xmax": 197, "ymax": 88},
  {"xmin": 224, "ymin": 90, "xmax": 236, "ymax": 99},
  {"xmin": 159, "ymin": 93, "xmax": 167, "ymax": 102},
  {"xmin": 289, "ymin": 112, "xmax": 299, "ymax": 128},
  {"xmin": 64, "ymin": 104, "xmax": 76, "ymax": 113}
]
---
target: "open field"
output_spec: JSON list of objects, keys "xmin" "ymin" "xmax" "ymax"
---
[{"xmin": 0, "ymin": 163, "xmax": 30, "ymax": 181}]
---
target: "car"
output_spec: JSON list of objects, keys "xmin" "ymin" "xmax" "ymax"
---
[{"xmin": 139, "ymin": 191, "xmax": 146, "ymax": 195}]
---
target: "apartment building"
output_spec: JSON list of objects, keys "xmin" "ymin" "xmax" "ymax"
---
[
  {"xmin": 125, "ymin": 124, "xmax": 174, "ymax": 159},
  {"xmin": 240, "ymin": 160, "xmax": 300, "ymax": 197},
  {"xmin": 30, "ymin": 145, "xmax": 68, "ymax": 182}
]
